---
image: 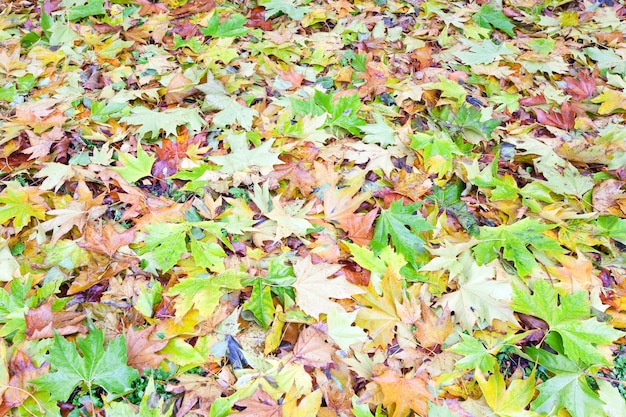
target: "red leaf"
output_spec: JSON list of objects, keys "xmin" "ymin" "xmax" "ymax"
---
[
  {"xmin": 564, "ymin": 69, "xmax": 597, "ymax": 100},
  {"xmin": 535, "ymin": 101, "xmax": 576, "ymax": 130},
  {"xmin": 246, "ymin": 6, "xmax": 273, "ymax": 31}
]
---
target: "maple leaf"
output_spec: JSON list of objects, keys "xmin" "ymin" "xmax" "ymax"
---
[
  {"xmin": 293, "ymin": 326, "xmax": 336, "ymax": 368},
  {"xmin": 0, "ymin": 183, "xmax": 48, "ymax": 234},
  {"xmin": 564, "ymin": 70, "xmax": 597, "ymax": 101},
  {"xmin": 327, "ymin": 304, "xmax": 367, "ymax": 351},
  {"xmin": 0, "ymin": 348, "xmax": 50, "ymax": 415},
  {"xmin": 235, "ymin": 388, "xmax": 281, "ymax": 417},
  {"xmin": 454, "ymin": 40, "xmax": 517, "ymax": 65},
  {"xmin": 120, "ymin": 106, "xmax": 205, "ymax": 140},
  {"xmin": 112, "ymin": 143, "xmax": 156, "ymax": 183},
  {"xmin": 208, "ymin": 132, "xmax": 282, "ymax": 175},
  {"xmin": 372, "ymin": 366, "xmax": 433, "ymax": 417},
  {"xmin": 473, "ymin": 218, "xmax": 564, "ymax": 278},
  {"xmin": 262, "ymin": 0, "xmax": 311, "ymax": 20},
  {"xmin": 371, "ymin": 199, "xmax": 433, "ymax": 272},
  {"xmin": 167, "ymin": 270, "xmax": 245, "ymax": 320},
  {"xmin": 473, "ymin": 5, "xmax": 516, "ymax": 36},
  {"xmin": 511, "ymin": 280, "xmax": 624, "ymax": 366},
  {"xmin": 534, "ymin": 101, "xmax": 576, "ymax": 130},
  {"xmin": 437, "ymin": 256, "xmax": 517, "ymax": 330},
  {"xmin": 360, "ymin": 113, "xmax": 397, "ymax": 148},
  {"xmin": 77, "ymin": 222, "xmax": 136, "ymax": 258},
  {"xmin": 292, "ymin": 256, "xmax": 364, "ymax": 320},
  {"xmin": 125, "ymin": 326, "xmax": 168, "ymax": 375},
  {"xmin": 34, "ymin": 328, "xmax": 139, "ymax": 401},
  {"xmin": 475, "ymin": 368, "xmax": 538, "ymax": 417},
  {"xmin": 414, "ymin": 299, "xmax": 454, "ymax": 351},
  {"xmin": 265, "ymin": 195, "xmax": 314, "ymax": 241},
  {"xmin": 25, "ymin": 301, "xmax": 86, "ymax": 339},
  {"xmin": 353, "ymin": 248, "xmax": 408, "ymax": 348},
  {"xmin": 165, "ymin": 373, "xmax": 226, "ymax": 417},
  {"xmin": 525, "ymin": 347, "xmax": 605, "ymax": 417}
]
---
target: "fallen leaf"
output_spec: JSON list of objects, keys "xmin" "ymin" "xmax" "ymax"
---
[
  {"xmin": 372, "ymin": 365, "xmax": 433, "ymax": 417},
  {"xmin": 125, "ymin": 326, "xmax": 168, "ymax": 375},
  {"xmin": 292, "ymin": 325, "xmax": 335, "ymax": 368},
  {"xmin": 25, "ymin": 302, "xmax": 87, "ymax": 339},
  {"xmin": 293, "ymin": 256, "xmax": 365, "ymax": 320}
]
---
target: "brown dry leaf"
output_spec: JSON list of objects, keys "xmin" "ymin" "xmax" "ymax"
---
[
  {"xmin": 414, "ymin": 300, "xmax": 454, "ymax": 352},
  {"xmin": 164, "ymin": 72, "xmax": 198, "ymax": 105},
  {"xmin": 126, "ymin": 326, "xmax": 168, "ymax": 375},
  {"xmin": 323, "ymin": 184, "xmax": 370, "ymax": 231},
  {"xmin": 341, "ymin": 209, "xmax": 378, "ymax": 246},
  {"xmin": 358, "ymin": 62, "xmax": 389, "ymax": 99},
  {"xmin": 315, "ymin": 364, "xmax": 354, "ymax": 417},
  {"xmin": 0, "ymin": 350, "xmax": 50, "ymax": 415},
  {"xmin": 134, "ymin": 0, "xmax": 168, "ymax": 15},
  {"xmin": 23, "ymin": 126, "xmax": 65, "ymax": 160},
  {"xmin": 592, "ymin": 179, "xmax": 625, "ymax": 215},
  {"xmin": 78, "ymin": 222, "xmax": 136, "ymax": 258},
  {"xmin": 267, "ymin": 157, "xmax": 317, "ymax": 198},
  {"xmin": 292, "ymin": 326, "xmax": 335, "ymax": 368},
  {"xmin": 25, "ymin": 302, "xmax": 87, "ymax": 340},
  {"xmin": 166, "ymin": 373, "xmax": 226, "ymax": 417},
  {"xmin": 564, "ymin": 69, "xmax": 597, "ymax": 100},
  {"xmin": 389, "ymin": 169, "xmax": 433, "ymax": 203},
  {"xmin": 68, "ymin": 253, "xmax": 128, "ymax": 295},
  {"xmin": 170, "ymin": 0, "xmax": 215, "ymax": 17},
  {"xmin": 372, "ymin": 365, "xmax": 433, "ymax": 417},
  {"xmin": 235, "ymin": 388, "xmax": 282, "ymax": 417}
]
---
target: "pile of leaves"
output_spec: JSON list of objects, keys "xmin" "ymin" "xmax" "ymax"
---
[{"xmin": 1, "ymin": 0, "xmax": 626, "ymax": 415}]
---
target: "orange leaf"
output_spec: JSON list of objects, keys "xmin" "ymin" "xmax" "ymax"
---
[
  {"xmin": 78, "ymin": 222, "xmax": 136, "ymax": 258},
  {"xmin": 372, "ymin": 366, "xmax": 433, "ymax": 417},
  {"xmin": 235, "ymin": 388, "xmax": 281, "ymax": 417},
  {"xmin": 25, "ymin": 302, "xmax": 87, "ymax": 340},
  {"xmin": 126, "ymin": 326, "xmax": 168, "ymax": 375},
  {"xmin": 276, "ymin": 67, "xmax": 304, "ymax": 90},
  {"xmin": 414, "ymin": 300, "xmax": 454, "ymax": 352}
]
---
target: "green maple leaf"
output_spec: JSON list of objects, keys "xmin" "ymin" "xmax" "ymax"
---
[
  {"xmin": 35, "ymin": 329, "xmax": 138, "ymax": 401},
  {"xmin": 454, "ymin": 40, "xmax": 517, "ymax": 65},
  {"xmin": 423, "ymin": 76, "xmax": 467, "ymax": 104},
  {"xmin": 112, "ymin": 144, "xmax": 155, "ymax": 183},
  {"xmin": 68, "ymin": 0, "xmax": 105, "ymax": 21},
  {"xmin": 208, "ymin": 132, "xmax": 282, "ymax": 175},
  {"xmin": 512, "ymin": 280, "xmax": 623, "ymax": 366},
  {"xmin": 0, "ymin": 184, "xmax": 47, "ymax": 234},
  {"xmin": 167, "ymin": 270, "xmax": 245, "ymax": 319},
  {"xmin": 447, "ymin": 333, "xmax": 498, "ymax": 373},
  {"xmin": 473, "ymin": 5, "xmax": 516, "ymax": 37},
  {"xmin": 262, "ymin": 0, "xmax": 311, "ymax": 20},
  {"xmin": 120, "ymin": 106, "xmax": 205, "ymax": 140},
  {"xmin": 584, "ymin": 47, "xmax": 626, "ymax": 76},
  {"xmin": 139, "ymin": 223, "xmax": 188, "ymax": 272},
  {"xmin": 525, "ymin": 347, "xmax": 604, "ymax": 417},
  {"xmin": 292, "ymin": 90, "xmax": 366, "ymax": 135},
  {"xmin": 473, "ymin": 218, "xmax": 564, "ymax": 277},
  {"xmin": 360, "ymin": 113, "xmax": 397, "ymax": 148},
  {"xmin": 201, "ymin": 12, "xmax": 248, "ymax": 38},
  {"xmin": 371, "ymin": 199, "xmax": 433, "ymax": 271}
]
